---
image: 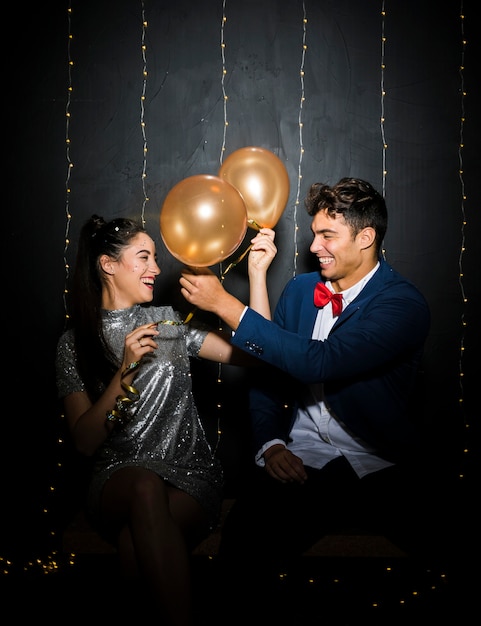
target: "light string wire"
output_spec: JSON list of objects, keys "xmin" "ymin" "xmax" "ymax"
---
[
  {"xmin": 379, "ymin": 1, "xmax": 387, "ymax": 260},
  {"xmin": 457, "ymin": 3, "xmax": 468, "ymax": 480},
  {"xmin": 210, "ymin": 0, "xmax": 229, "ymax": 456},
  {"xmin": 219, "ymin": 0, "xmax": 228, "ymax": 167},
  {"xmin": 63, "ymin": 3, "xmax": 74, "ymax": 325},
  {"xmin": 380, "ymin": 1, "xmax": 387, "ymax": 198},
  {"xmin": 55, "ymin": 0, "xmax": 77, "ymax": 574},
  {"xmin": 217, "ymin": 1, "xmax": 228, "ymax": 292},
  {"xmin": 139, "ymin": 1, "xmax": 148, "ymax": 226},
  {"xmin": 292, "ymin": 3, "xmax": 307, "ymax": 277}
]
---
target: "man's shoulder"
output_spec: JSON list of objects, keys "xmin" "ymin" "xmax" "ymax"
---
[
  {"xmin": 286, "ymin": 271, "xmax": 320, "ymax": 289},
  {"xmin": 370, "ymin": 262, "xmax": 430, "ymax": 326},
  {"xmin": 377, "ymin": 260, "xmax": 427, "ymax": 299}
]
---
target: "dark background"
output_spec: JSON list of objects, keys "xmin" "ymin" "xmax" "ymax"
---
[{"xmin": 4, "ymin": 0, "xmax": 479, "ymax": 563}]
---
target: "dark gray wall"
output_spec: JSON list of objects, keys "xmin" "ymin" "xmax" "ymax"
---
[{"xmin": 5, "ymin": 0, "xmax": 479, "ymax": 558}]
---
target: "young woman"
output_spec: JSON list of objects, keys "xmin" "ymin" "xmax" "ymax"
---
[{"xmin": 55, "ymin": 214, "xmax": 275, "ymax": 625}]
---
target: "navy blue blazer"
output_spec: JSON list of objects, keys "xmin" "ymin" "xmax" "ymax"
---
[{"xmin": 232, "ymin": 259, "xmax": 431, "ymax": 462}]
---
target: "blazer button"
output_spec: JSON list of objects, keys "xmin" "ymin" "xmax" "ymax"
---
[{"xmin": 245, "ymin": 341, "xmax": 263, "ymax": 355}]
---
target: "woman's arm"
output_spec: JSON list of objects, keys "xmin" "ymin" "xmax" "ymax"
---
[
  {"xmin": 63, "ymin": 322, "xmax": 160, "ymax": 456},
  {"xmin": 198, "ymin": 328, "xmax": 263, "ymax": 366},
  {"xmin": 247, "ymin": 228, "xmax": 277, "ymax": 320},
  {"xmin": 63, "ymin": 371, "xmax": 128, "ymax": 456}
]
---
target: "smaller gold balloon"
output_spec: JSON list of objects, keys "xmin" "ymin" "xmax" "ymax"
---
[
  {"xmin": 218, "ymin": 146, "xmax": 290, "ymax": 229},
  {"xmin": 160, "ymin": 174, "xmax": 248, "ymax": 267}
]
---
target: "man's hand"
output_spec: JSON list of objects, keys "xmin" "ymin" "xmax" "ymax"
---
[
  {"xmin": 180, "ymin": 267, "xmax": 223, "ymax": 311},
  {"xmin": 179, "ymin": 227, "xmax": 276, "ymax": 328},
  {"xmin": 179, "ymin": 267, "xmax": 246, "ymax": 329},
  {"xmin": 263, "ymin": 444, "xmax": 308, "ymax": 484}
]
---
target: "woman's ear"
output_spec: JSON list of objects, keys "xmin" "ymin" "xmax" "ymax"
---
[{"xmin": 99, "ymin": 254, "xmax": 115, "ymax": 275}]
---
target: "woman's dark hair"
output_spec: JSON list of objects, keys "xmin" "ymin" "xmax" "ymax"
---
[
  {"xmin": 305, "ymin": 177, "xmax": 388, "ymax": 255},
  {"xmin": 68, "ymin": 214, "xmax": 147, "ymax": 401}
]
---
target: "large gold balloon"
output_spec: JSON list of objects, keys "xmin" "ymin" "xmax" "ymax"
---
[
  {"xmin": 160, "ymin": 174, "xmax": 248, "ymax": 267},
  {"xmin": 218, "ymin": 146, "xmax": 290, "ymax": 229}
]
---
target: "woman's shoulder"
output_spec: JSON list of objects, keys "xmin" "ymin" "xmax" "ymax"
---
[{"xmin": 57, "ymin": 327, "xmax": 75, "ymax": 351}]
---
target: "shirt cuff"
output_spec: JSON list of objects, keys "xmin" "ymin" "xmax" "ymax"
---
[
  {"xmin": 232, "ymin": 306, "xmax": 249, "ymax": 336},
  {"xmin": 255, "ymin": 439, "xmax": 286, "ymax": 467}
]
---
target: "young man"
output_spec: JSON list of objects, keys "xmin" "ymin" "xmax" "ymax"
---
[{"xmin": 180, "ymin": 178, "xmax": 431, "ymax": 618}]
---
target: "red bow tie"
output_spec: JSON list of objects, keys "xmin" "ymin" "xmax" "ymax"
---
[{"xmin": 314, "ymin": 282, "xmax": 343, "ymax": 316}]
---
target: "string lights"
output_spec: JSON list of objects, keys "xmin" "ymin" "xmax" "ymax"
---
[
  {"xmin": 219, "ymin": 0, "xmax": 228, "ymax": 166},
  {"xmin": 139, "ymin": 1, "xmax": 149, "ymax": 227},
  {"xmin": 379, "ymin": 1, "xmax": 387, "ymax": 260},
  {"xmin": 457, "ymin": 4, "xmax": 469, "ymax": 481},
  {"xmin": 63, "ymin": 3, "xmax": 74, "ymax": 326},
  {"xmin": 292, "ymin": 3, "xmax": 308, "ymax": 277},
  {"xmin": 380, "ymin": 1, "xmax": 387, "ymax": 199},
  {"xmin": 209, "ymin": 0, "xmax": 230, "ymax": 457}
]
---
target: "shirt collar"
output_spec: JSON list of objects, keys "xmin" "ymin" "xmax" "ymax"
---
[{"xmin": 325, "ymin": 261, "xmax": 380, "ymax": 307}]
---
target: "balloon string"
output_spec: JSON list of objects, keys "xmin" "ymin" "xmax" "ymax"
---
[
  {"xmin": 247, "ymin": 219, "xmax": 262, "ymax": 231},
  {"xmin": 221, "ymin": 244, "xmax": 253, "ymax": 281},
  {"xmin": 220, "ymin": 218, "xmax": 262, "ymax": 280}
]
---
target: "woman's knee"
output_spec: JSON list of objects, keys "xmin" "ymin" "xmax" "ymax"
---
[{"xmin": 104, "ymin": 467, "xmax": 169, "ymax": 520}]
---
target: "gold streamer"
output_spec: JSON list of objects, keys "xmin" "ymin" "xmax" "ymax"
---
[{"xmin": 105, "ymin": 361, "xmax": 140, "ymax": 428}]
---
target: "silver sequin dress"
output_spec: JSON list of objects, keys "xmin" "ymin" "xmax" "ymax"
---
[{"xmin": 55, "ymin": 304, "xmax": 223, "ymax": 529}]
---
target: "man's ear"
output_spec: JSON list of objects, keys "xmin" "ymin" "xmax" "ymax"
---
[
  {"xmin": 359, "ymin": 227, "xmax": 376, "ymax": 250},
  {"xmin": 100, "ymin": 254, "xmax": 115, "ymax": 275}
]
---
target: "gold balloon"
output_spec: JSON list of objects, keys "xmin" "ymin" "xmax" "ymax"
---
[
  {"xmin": 218, "ymin": 146, "xmax": 290, "ymax": 229},
  {"xmin": 160, "ymin": 174, "xmax": 248, "ymax": 267}
]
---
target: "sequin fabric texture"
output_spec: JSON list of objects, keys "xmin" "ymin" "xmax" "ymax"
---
[{"xmin": 55, "ymin": 304, "xmax": 223, "ymax": 529}]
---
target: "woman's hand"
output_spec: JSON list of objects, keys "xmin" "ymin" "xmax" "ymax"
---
[
  {"xmin": 122, "ymin": 322, "xmax": 159, "ymax": 371},
  {"xmin": 248, "ymin": 228, "xmax": 277, "ymax": 277}
]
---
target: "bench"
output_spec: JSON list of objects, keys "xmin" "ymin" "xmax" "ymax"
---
[{"xmin": 62, "ymin": 499, "xmax": 408, "ymax": 559}]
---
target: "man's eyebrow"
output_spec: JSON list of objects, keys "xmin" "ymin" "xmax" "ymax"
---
[{"xmin": 312, "ymin": 227, "xmax": 338, "ymax": 234}]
